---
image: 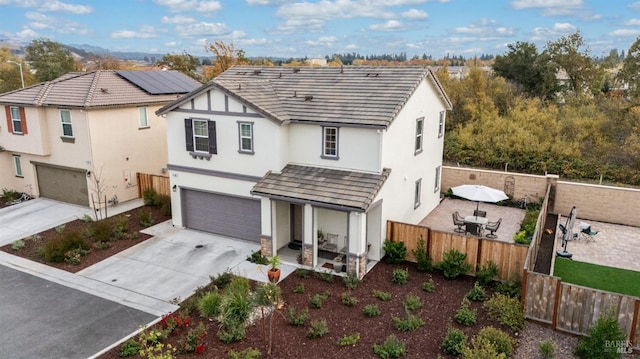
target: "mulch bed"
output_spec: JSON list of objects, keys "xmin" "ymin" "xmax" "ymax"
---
[
  {"xmin": 0, "ymin": 204, "xmax": 170, "ymax": 273},
  {"xmin": 98, "ymin": 261, "xmax": 515, "ymax": 359}
]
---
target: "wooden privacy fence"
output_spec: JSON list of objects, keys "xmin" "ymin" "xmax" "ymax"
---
[
  {"xmin": 137, "ymin": 173, "xmax": 170, "ymax": 197},
  {"xmin": 524, "ymin": 271, "xmax": 640, "ymax": 349},
  {"xmin": 386, "ymin": 220, "xmax": 528, "ymax": 281}
]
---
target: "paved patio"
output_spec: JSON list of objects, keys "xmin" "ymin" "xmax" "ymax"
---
[
  {"xmin": 419, "ymin": 198, "xmax": 527, "ymax": 243},
  {"xmin": 554, "ymin": 216, "xmax": 640, "ymax": 272}
]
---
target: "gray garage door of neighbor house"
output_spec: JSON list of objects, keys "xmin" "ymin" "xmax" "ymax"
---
[
  {"xmin": 182, "ymin": 189, "xmax": 261, "ymax": 242},
  {"xmin": 35, "ymin": 164, "xmax": 89, "ymax": 206}
]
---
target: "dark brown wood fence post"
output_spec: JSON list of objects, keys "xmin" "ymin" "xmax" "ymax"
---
[{"xmin": 551, "ymin": 278, "xmax": 563, "ymax": 330}]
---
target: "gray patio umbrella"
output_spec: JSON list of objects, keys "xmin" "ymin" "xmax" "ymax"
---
[{"xmin": 451, "ymin": 184, "xmax": 509, "ymax": 215}]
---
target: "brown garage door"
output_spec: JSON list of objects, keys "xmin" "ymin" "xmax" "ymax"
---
[
  {"xmin": 36, "ymin": 164, "xmax": 88, "ymax": 206},
  {"xmin": 182, "ymin": 189, "xmax": 261, "ymax": 242}
]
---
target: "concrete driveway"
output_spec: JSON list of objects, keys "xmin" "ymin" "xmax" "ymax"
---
[{"xmin": 0, "ymin": 198, "xmax": 92, "ymax": 246}]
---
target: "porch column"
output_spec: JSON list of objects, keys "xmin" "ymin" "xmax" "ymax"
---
[
  {"xmin": 259, "ymin": 197, "xmax": 274, "ymax": 257},
  {"xmin": 302, "ymin": 203, "xmax": 316, "ymax": 267},
  {"xmin": 347, "ymin": 211, "xmax": 367, "ymax": 279}
]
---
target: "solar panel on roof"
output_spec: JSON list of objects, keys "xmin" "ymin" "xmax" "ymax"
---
[{"xmin": 116, "ymin": 70, "xmax": 200, "ymax": 95}]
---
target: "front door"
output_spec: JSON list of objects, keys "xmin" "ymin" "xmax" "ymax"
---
[{"xmin": 291, "ymin": 204, "xmax": 303, "ymax": 243}]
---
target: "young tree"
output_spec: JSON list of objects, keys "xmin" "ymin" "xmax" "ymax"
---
[
  {"xmin": 202, "ymin": 41, "xmax": 248, "ymax": 81},
  {"xmin": 156, "ymin": 52, "xmax": 201, "ymax": 80},
  {"xmin": 0, "ymin": 47, "xmax": 36, "ymax": 92},
  {"xmin": 25, "ymin": 38, "xmax": 76, "ymax": 82},
  {"xmin": 618, "ymin": 36, "xmax": 640, "ymax": 101}
]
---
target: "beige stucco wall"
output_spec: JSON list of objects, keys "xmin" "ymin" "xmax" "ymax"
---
[{"xmin": 442, "ymin": 166, "xmax": 640, "ymax": 227}]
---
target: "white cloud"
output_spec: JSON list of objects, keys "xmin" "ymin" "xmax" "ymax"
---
[
  {"xmin": 15, "ymin": 28, "xmax": 39, "ymax": 39},
  {"xmin": 276, "ymin": 18, "xmax": 325, "ymax": 34},
  {"xmin": 40, "ymin": 0, "xmax": 92, "ymax": 14},
  {"xmin": 197, "ymin": 1, "xmax": 222, "ymax": 13},
  {"xmin": 369, "ymin": 20, "xmax": 405, "ymax": 32},
  {"xmin": 402, "ymin": 9, "xmax": 428, "ymax": 20},
  {"xmin": 345, "ymin": 43, "xmax": 358, "ymax": 49},
  {"xmin": 511, "ymin": 0, "xmax": 582, "ymax": 10},
  {"xmin": 24, "ymin": 11, "xmax": 89, "ymax": 35},
  {"xmin": 631, "ymin": 2, "xmax": 640, "ymax": 11},
  {"xmin": 111, "ymin": 26, "xmax": 165, "ymax": 39},
  {"xmin": 529, "ymin": 22, "xmax": 576, "ymax": 41},
  {"xmin": 626, "ymin": 19, "xmax": 640, "ymax": 26},
  {"xmin": 175, "ymin": 22, "xmax": 230, "ymax": 37},
  {"xmin": 450, "ymin": 19, "xmax": 514, "ymax": 37},
  {"xmin": 161, "ymin": 15, "xmax": 196, "ymax": 24},
  {"xmin": 246, "ymin": 0, "xmax": 290, "ymax": 5},
  {"xmin": 552, "ymin": 22, "xmax": 577, "ymax": 32},
  {"xmin": 237, "ymin": 37, "xmax": 268, "ymax": 46},
  {"xmin": 165, "ymin": 41, "xmax": 179, "ymax": 46},
  {"xmin": 609, "ymin": 29, "xmax": 640, "ymax": 37},
  {"xmin": 154, "ymin": 0, "xmax": 221, "ymax": 13}
]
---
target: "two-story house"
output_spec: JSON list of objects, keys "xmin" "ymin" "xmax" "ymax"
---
[
  {"xmin": 157, "ymin": 66, "xmax": 451, "ymax": 277},
  {"xmin": 0, "ymin": 70, "xmax": 200, "ymax": 207}
]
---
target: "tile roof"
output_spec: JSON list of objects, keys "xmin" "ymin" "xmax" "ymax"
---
[
  {"xmin": 0, "ymin": 70, "xmax": 201, "ymax": 109},
  {"xmin": 251, "ymin": 164, "xmax": 391, "ymax": 212},
  {"xmin": 158, "ymin": 65, "xmax": 452, "ymax": 128}
]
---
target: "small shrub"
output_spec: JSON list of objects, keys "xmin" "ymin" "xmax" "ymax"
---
[
  {"xmin": 217, "ymin": 320, "xmax": 246, "ymax": 343},
  {"xmin": 313, "ymin": 271, "xmax": 334, "ymax": 282},
  {"xmin": 43, "ymin": 230, "xmax": 90, "ymax": 263},
  {"xmin": 496, "ymin": 278, "xmax": 522, "ymax": 299},
  {"xmin": 138, "ymin": 208, "xmax": 155, "ymax": 227},
  {"xmin": 55, "ymin": 224, "xmax": 66, "ymax": 233},
  {"xmin": 391, "ymin": 268, "xmax": 408, "ymax": 284},
  {"xmin": 412, "ymin": 236, "xmax": 433, "ymax": 272},
  {"xmin": 338, "ymin": 333, "xmax": 360, "ymax": 347},
  {"xmin": 439, "ymin": 249, "xmax": 471, "ymax": 279},
  {"xmin": 340, "ymin": 291, "xmax": 359, "ymax": 307},
  {"xmin": 403, "ymin": 294, "xmax": 422, "ymax": 311},
  {"xmin": 80, "ymin": 214, "xmax": 94, "ymax": 223},
  {"xmin": 476, "ymin": 326, "xmax": 516, "ymax": 357},
  {"xmin": 476, "ymin": 260, "xmax": 498, "ymax": 286},
  {"xmin": 1, "ymin": 187, "xmax": 20, "ymax": 201},
  {"xmin": 295, "ymin": 268, "xmax": 311, "ymax": 278},
  {"xmin": 441, "ymin": 326, "xmax": 467, "ymax": 356},
  {"xmin": 466, "ymin": 281, "xmax": 487, "ymax": 302},
  {"xmin": 11, "ymin": 239, "xmax": 25, "ymax": 250},
  {"xmin": 461, "ymin": 334, "xmax": 505, "ymax": 359},
  {"xmin": 372, "ymin": 289, "xmax": 392, "ymax": 301},
  {"xmin": 143, "ymin": 188, "xmax": 161, "ymax": 207},
  {"xmin": 210, "ymin": 271, "xmax": 234, "ymax": 290},
  {"xmin": 343, "ymin": 272, "xmax": 361, "ymax": 290},
  {"xmin": 454, "ymin": 298, "xmax": 477, "ymax": 327},
  {"xmin": 575, "ymin": 308, "xmax": 627, "ymax": 359},
  {"xmin": 178, "ymin": 323, "xmax": 207, "ymax": 353},
  {"xmin": 513, "ymin": 230, "xmax": 531, "ymax": 245},
  {"xmin": 307, "ymin": 319, "xmax": 329, "ymax": 338},
  {"xmin": 373, "ymin": 334, "xmax": 406, "ymax": 358},
  {"xmin": 119, "ymin": 338, "xmax": 142, "ymax": 357},
  {"xmin": 383, "ymin": 240, "xmax": 407, "ymax": 264},
  {"xmin": 286, "ymin": 307, "xmax": 309, "ymax": 326},
  {"xmin": 539, "ymin": 339, "xmax": 557, "ymax": 359},
  {"xmin": 64, "ymin": 246, "xmax": 90, "ymax": 265},
  {"xmin": 246, "ymin": 250, "xmax": 269, "ymax": 265},
  {"xmin": 310, "ymin": 290, "xmax": 331, "ymax": 309},
  {"xmin": 363, "ymin": 304, "xmax": 381, "ymax": 317},
  {"xmin": 85, "ymin": 219, "xmax": 113, "ymax": 243},
  {"xmin": 111, "ymin": 215, "xmax": 129, "ymax": 239},
  {"xmin": 392, "ymin": 313, "xmax": 425, "ymax": 332},
  {"xmin": 197, "ymin": 290, "xmax": 222, "ymax": 318},
  {"xmin": 293, "ymin": 283, "xmax": 305, "ymax": 294},
  {"xmin": 157, "ymin": 194, "xmax": 171, "ymax": 216},
  {"xmin": 422, "ymin": 279, "xmax": 435, "ymax": 293},
  {"xmin": 227, "ymin": 348, "xmax": 261, "ymax": 359},
  {"xmin": 483, "ymin": 293, "xmax": 526, "ymax": 331}
]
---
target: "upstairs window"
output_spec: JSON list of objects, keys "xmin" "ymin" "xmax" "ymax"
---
[
  {"xmin": 138, "ymin": 106, "xmax": 148, "ymax": 128},
  {"xmin": 185, "ymin": 118, "xmax": 217, "ymax": 155},
  {"xmin": 11, "ymin": 107, "xmax": 22, "ymax": 133},
  {"xmin": 60, "ymin": 109, "xmax": 73, "ymax": 137},
  {"xmin": 415, "ymin": 117, "xmax": 424, "ymax": 154},
  {"xmin": 238, "ymin": 122, "xmax": 254, "ymax": 153},
  {"xmin": 434, "ymin": 165, "xmax": 441, "ymax": 193},
  {"xmin": 322, "ymin": 126, "xmax": 338, "ymax": 159},
  {"xmin": 4, "ymin": 106, "xmax": 27, "ymax": 134},
  {"xmin": 438, "ymin": 111, "xmax": 445, "ymax": 138},
  {"xmin": 414, "ymin": 178, "xmax": 422, "ymax": 209}
]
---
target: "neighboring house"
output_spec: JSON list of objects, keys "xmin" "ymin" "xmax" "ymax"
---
[
  {"xmin": 0, "ymin": 70, "xmax": 201, "ymax": 207},
  {"xmin": 157, "ymin": 66, "xmax": 452, "ymax": 278}
]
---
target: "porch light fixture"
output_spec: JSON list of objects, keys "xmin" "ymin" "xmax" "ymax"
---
[{"xmin": 172, "ymin": 185, "xmax": 177, "ymax": 192}]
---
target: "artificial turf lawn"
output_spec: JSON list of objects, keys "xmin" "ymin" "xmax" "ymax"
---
[{"xmin": 553, "ymin": 258, "xmax": 640, "ymax": 297}]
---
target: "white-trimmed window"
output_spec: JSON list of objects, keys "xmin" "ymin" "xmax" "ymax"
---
[
  {"xmin": 13, "ymin": 155, "xmax": 23, "ymax": 177},
  {"xmin": 10, "ymin": 106, "xmax": 22, "ymax": 134},
  {"xmin": 193, "ymin": 119, "xmax": 209, "ymax": 152},
  {"xmin": 60, "ymin": 109, "xmax": 73, "ymax": 137},
  {"xmin": 138, "ymin": 106, "xmax": 148, "ymax": 128},
  {"xmin": 414, "ymin": 178, "xmax": 422, "ymax": 209},
  {"xmin": 322, "ymin": 126, "xmax": 338, "ymax": 158},
  {"xmin": 438, "ymin": 111, "xmax": 445, "ymax": 138},
  {"xmin": 434, "ymin": 165, "xmax": 441, "ymax": 192},
  {"xmin": 415, "ymin": 117, "xmax": 424, "ymax": 154},
  {"xmin": 238, "ymin": 122, "xmax": 254, "ymax": 153}
]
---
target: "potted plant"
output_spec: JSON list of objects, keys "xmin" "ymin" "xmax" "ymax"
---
[
  {"xmin": 267, "ymin": 255, "xmax": 282, "ymax": 283},
  {"xmin": 333, "ymin": 255, "xmax": 343, "ymax": 273},
  {"xmin": 317, "ymin": 229, "xmax": 325, "ymax": 243}
]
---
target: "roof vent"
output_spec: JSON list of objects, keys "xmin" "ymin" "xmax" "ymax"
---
[
  {"xmin": 293, "ymin": 67, "xmax": 300, "ymax": 73},
  {"xmin": 253, "ymin": 69, "xmax": 261, "ymax": 75},
  {"xmin": 304, "ymin": 95, "xmax": 313, "ymax": 101},
  {"xmin": 100, "ymin": 88, "xmax": 109, "ymax": 93},
  {"xmin": 340, "ymin": 65, "xmax": 344, "ymax": 74},
  {"xmin": 238, "ymin": 83, "xmax": 242, "ymax": 90},
  {"xmin": 293, "ymin": 91, "xmax": 297, "ymax": 97},
  {"xmin": 365, "ymin": 73, "xmax": 379, "ymax": 77},
  {"xmin": 279, "ymin": 72, "xmax": 282, "ymax": 78}
]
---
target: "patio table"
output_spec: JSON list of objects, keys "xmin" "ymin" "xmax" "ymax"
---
[{"xmin": 464, "ymin": 216, "xmax": 488, "ymax": 236}]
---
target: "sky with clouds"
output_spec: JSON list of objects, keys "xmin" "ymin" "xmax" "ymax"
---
[{"xmin": 1, "ymin": 0, "xmax": 640, "ymax": 59}]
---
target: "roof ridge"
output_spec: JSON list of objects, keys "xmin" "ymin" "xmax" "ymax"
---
[
  {"xmin": 84, "ymin": 70, "xmax": 101, "ymax": 108},
  {"xmin": 34, "ymin": 81, "xmax": 53, "ymax": 106}
]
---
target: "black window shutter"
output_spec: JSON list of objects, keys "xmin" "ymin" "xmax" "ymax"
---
[
  {"xmin": 184, "ymin": 118, "xmax": 194, "ymax": 151},
  {"xmin": 208, "ymin": 120, "xmax": 217, "ymax": 154}
]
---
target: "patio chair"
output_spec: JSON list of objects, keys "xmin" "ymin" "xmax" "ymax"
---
[
  {"xmin": 473, "ymin": 210, "xmax": 487, "ymax": 217},
  {"xmin": 452, "ymin": 211, "xmax": 465, "ymax": 233},
  {"xmin": 579, "ymin": 223, "xmax": 598, "ymax": 242},
  {"xmin": 485, "ymin": 218, "xmax": 502, "ymax": 238}
]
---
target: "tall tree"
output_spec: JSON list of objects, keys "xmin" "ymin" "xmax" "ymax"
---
[
  {"xmin": 618, "ymin": 36, "xmax": 640, "ymax": 101},
  {"xmin": 25, "ymin": 38, "xmax": 75, "ymax": 82},
  {"xmin": 0, "ymin": 47, "xmax": 35, "ymax": 92},
  {"xmin": 202, "ymin": 41, "xmax": 248, "ymax": 81},
  {"xmin": 156, "ymin": 52, "xmax": 200, "ymax": 80}
]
